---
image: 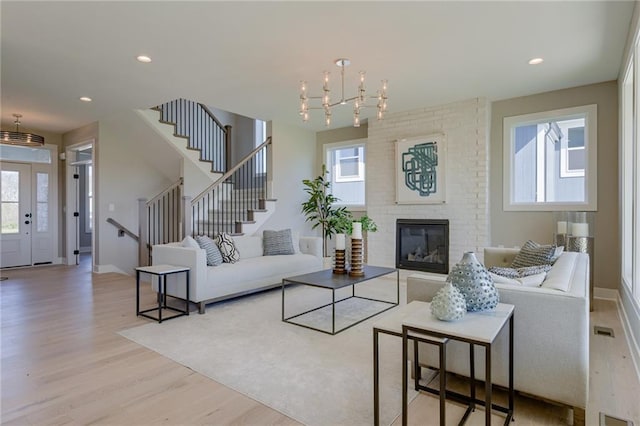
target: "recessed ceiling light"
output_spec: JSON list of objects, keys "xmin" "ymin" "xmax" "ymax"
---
[
  {"xmin": 79, "ymin": 96, "xmax": 92, "ymax": 102},
  {"xmin": 528, "ymin": 57, "xmax": 544, "ymax": 65},
  {"xmin": 136, "ymin": 55, "xmax": 152, "ymax": 63}
]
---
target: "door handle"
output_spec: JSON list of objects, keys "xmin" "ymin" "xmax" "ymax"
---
[
  {"xmin": 24, "ymin": 220, "xmax": 30, "ymax": 225},
  {"xmin": 25, "ymin": 213, "xmax": 32, "ymax": 218}
]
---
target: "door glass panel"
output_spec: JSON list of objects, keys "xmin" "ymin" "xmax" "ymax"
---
[
  {"xmin": 1, "ymin": 171, "xmax": 20, "ymax": 234},
  {"xmin": 36, "ymin": 173, "xmax": 49, "ymax": 232}
]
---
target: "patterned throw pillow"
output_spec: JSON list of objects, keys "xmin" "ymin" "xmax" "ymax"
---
[
  {"xmin": 263, "ymin": 229, "xmax": 295, "ymax": 256},
  {"xmin": 487, "ymin": 266, "xmax": 520, "ymax": 279},
  {"xmin": 517, "ymin": 264, "xmax": 552, "ymax": 277},
  {"xmin": 216, "ymin": 232, "xmax": 240, "ymax": 263},
  {"xmin": 510, "ymin": 240, "xmax": 556, "ymax": 268},
  {"xmin": 195, "ymin": 235, "xmax": 223, "ymax": 266}
]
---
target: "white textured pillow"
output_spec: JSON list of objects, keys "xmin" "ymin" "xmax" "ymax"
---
[
  {"xmin": 182, "ymin": 235, "xmax": 199, "ymax": 249},
  {"xmin": 490, "ymin": 272, "xmax": 520, "ymax": 286}
]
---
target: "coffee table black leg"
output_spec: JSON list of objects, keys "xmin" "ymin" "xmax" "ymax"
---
[
  {"xmin": 332, "ymin": 289, "xmax": 336, "ymax": 335},
  {"xmin": 509, "ymin": 315, "xmax": 514, "ymax": 420},
  {"xmin": 281, "ymin": 279, "xmax": 285, "ymax": 321},
  {"xmin": 185, "ymin": 270, "xmax": 190, "ymax": 315}
]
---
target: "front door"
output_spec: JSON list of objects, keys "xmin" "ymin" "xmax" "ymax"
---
[
  {"xmin": 1, "ymin": 162, "xmax": 32, "ymax": 267},
  {"xmin": 1, "ymin": 162, "xmax": 54, "ymax": 267}
]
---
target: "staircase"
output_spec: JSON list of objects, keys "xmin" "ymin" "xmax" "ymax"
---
[{"xmin": 138, "ymin": 99, "xmax": 274, "ymax": 265}]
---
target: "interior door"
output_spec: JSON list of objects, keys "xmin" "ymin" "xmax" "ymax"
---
[{"xmin": 1, "ymin": 162, "xmax": 32, "ymax": 267}]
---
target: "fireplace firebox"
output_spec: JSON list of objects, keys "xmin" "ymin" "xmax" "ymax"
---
[{"xmin": 396, "ymin": 219, "xmax": 449, "ymax": 274}]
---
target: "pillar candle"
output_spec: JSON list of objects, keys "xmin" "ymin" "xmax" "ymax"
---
[
  {"xmin": 572, "ymin": 223, "xmax": 589, "ymax": 237},
  {"xmin": 335, "ymin": 233, "xmax": 346, "ymax": 250},
  {"xmin": 557, "ymin": 221, "xmax": 567, "ymax": 234},
  {"xmin": 352, "ymin": 222, "xmax": 363, "ymax": 239}
]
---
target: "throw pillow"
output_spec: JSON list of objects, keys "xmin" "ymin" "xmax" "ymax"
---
[
  {"xmin": 182, "ymin": 235, "xmax": 200, "ymax": 249},
  {"xmin": 195, "ymin": 235, "xmax": 223, "ymax": 266},
  {"xmin": 550, "ymin": 245, "xmax": 564, "ymax": 264},
  {"xmin": 510, "ymin": 240, "xmax": 556, "ymax": 268},
  {"xmin": 263, "ymin": 229, "xmax": 295, "ymax": 256},
  {"xmin": 517, "ymin": 264, "xmax": 552, "ymax": 277},
  {"xmin": 216, "ymin": 232, "xmax": 240, "ymax": 263},
  {"xmin": 487, "ymin": 266, "xmax": 520, "ymax": 279}
]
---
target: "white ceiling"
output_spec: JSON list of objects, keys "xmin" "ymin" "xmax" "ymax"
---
[{"xmin": 1, "ymin": 1, "xmax": 636, "ymax": 134}]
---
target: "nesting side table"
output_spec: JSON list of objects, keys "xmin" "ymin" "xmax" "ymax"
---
[{"xmin": 136, "ymin": 264, "xmax": 190, "ymax": 323}]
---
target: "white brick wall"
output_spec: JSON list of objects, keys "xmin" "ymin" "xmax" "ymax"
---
[{"xmin": 367, "ymin": 98, "xmax": 490, "ymax": 269}]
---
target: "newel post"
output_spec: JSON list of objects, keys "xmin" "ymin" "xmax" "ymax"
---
[
  {"xmin": 138, "ymin": 198, "xmax": 149, "ymax": 267},
  {"xmin": 182, "ymin": 195, "xmax": 193, "ymax": 239}
]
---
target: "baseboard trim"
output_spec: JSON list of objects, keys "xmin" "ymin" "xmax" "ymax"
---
[
  {"xmin": 94, "ymin": 264, "xmax": 129, "ymax": 275},
  {"xmin": 617, "ymin": 288, "xmax": 640, "ymax": 386},
  {"xmin": 594, "ymin": 287, "xmax": 618, "ymax": 301}
]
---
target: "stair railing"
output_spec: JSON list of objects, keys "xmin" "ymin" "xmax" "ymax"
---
[
  {"xmin": 188, "ymin": 137, "xmax": 272, "ymax": 238},
  {"xmin": 138, "ymin": 178, "xmax": 185, "ymax": 265},
  {"xmin": 154, "ymin": 99, "xmax": 232, "ymax": 173}
]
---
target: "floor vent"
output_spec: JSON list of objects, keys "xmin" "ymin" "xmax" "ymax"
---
[
  {"xmin": 600, "ymin": 412, "xmax": 634, "ymax": 426},
  {"xmin": 594, "ymin": 326, "xmax": 615, "ymax": 337}
]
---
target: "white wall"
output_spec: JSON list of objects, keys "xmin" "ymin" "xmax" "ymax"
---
[
  {"xmin": 259, "ymin": 122, "xmax": 317, "ymax": 236},
  {"xmin": 367, "ymin": 98, "xmax": 491, "ymax": 269},
  {"xmin": 96, "ymin": 110, "xmax": 182, "ymax": 274}
]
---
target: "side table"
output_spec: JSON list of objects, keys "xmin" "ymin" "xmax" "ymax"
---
[
  {"xmin": 136, "ymin": 264, "xmax": 190, "ymax": 323},
  {"xmin": 401, "ymin": 302, "xmax": 515, "ymax": 425}
]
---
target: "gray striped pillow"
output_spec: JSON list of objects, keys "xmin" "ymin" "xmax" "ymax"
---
[
  {"xmin": 195, "ymin": 235, "xmax": 223, "ymax": 266},
  {"xmin": 511, "ymin": 240, "xmax": 556, "ymax": 268},
  {"xmin": 263, "ymin": 229, "xmax": 295, "ymax": 256}
]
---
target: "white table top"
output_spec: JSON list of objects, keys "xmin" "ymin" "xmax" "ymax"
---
[
  {"xmin": 402, "ymin": 301, "xmax": 514, "ymax": 344},
  {"xmin": 136, "ymin": 264, "xmax": 190, "ymax": 274}
]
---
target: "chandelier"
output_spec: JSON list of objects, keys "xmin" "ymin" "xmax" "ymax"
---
[
  {"xmin": 299, "ymin": 58, "xmax": 388, "ymax": 127},
  {"xmin": 0, "ymin": 114, "xmax": 45, "ymax": 147}
]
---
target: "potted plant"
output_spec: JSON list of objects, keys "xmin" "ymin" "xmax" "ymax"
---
[{"xmin": 301, "ymin": 165, "xmax": 350, "ymax": 257}]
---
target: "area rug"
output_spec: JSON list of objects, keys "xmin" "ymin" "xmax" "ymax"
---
[{"xmin": 119, "ymin": 276, "xmax": 416, "ymax": 426}]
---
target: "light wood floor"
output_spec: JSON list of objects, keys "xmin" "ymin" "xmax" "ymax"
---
[{"xmin": 1, "ymin": 259, "xmax": 639, "ymax": 425}]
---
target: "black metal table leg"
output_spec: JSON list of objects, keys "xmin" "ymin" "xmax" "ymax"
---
[
  {"xmin": 136, "ymin": 269, "xmax": 141, "ymax": 316},
  {"xmin": 485, "ymin": 343, "xmax": 492, "ymax": 425},
  {"xmin": 373, "ymin": 328, "xmax": 380, "ymax": 426},
  {"xmin": 402, "ymin": 327, "xmax": 408, "ymax": 426},
  {"xmin": 439, "ymin": 340, "xmax": 446, "ymax": 426}
]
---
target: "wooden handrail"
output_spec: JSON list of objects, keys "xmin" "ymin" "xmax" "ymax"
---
[
  {"xmin": 199, "ymin": 104, "xmax": 228, "ymax": 133},
  {"xmin": 106, "ymin": 218, "xmax": 139, "ymax": 242},
  {"xmin": 146, "ymin": 177, "xmax": 183, "ymax": 205},
  {"xmin": 192, "ymin": 137, "xmax": 272, "ymax": 204}
]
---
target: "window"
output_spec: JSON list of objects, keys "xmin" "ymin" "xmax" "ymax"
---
[
  {"xmin": 85, "ymin": 165, "xmax": 93, "ymax": 233},
  {"xmin": 325, "ymin": 141, "xmax": 366, "ymax": 207},
  {"xmin": 503, "ymin": 104, "xmax": 597, "ymax": 211},
  {"xmin": 1, "ymin": 170, "xmax": 19, "ymax": 234},
  {"xmin": 36, "ymin": 172, "xmax": 49, "ymax": 232}
]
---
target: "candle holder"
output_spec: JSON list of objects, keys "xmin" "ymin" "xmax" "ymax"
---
[
  {"xmin": 349, "ymin": 238, "xmax": 364, "ymax": 277},
  {"xmin": 333, "ymin": 249, "xmax": 346, "ymax": 274}
]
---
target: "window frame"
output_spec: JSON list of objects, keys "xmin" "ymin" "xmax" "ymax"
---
[
  {"xmin": 503, "ymin": 104, "xmax": 598, "ymax": 211},
  {"xmin": 334, "ymin": 146, "xmax": 364, "ymax": 183},
  {"xmin": 324, "ymin": 139, "xmax": 366, "ymax": 209}
]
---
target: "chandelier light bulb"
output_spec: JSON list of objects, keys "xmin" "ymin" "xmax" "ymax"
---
[{"xmin": 298, "ymin": 58, "xmax": 388, "ymax": 127}]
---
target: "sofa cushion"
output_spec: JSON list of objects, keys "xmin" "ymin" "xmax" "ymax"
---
[
  {"xmin": 263, "ymin": 229, "xmax": 295, "ymax": 255},
  {"xmin": 541, "ymin": 252, "xmax": 578, "ymax": 292},
  {"xmin": 511, "ymin": 240, "xmax": 556, "ymax": 268},
  {"xmin": 195, "ymin": 235, "xmax": 223, "ymax": 266},
  {"xmin": 182, "ymin": 235, "xmax": 200, "ymax": 249},
  {"xmin": 216, "ymin": 233, "xmax": 240, "ymax": 263},
  {"xmin": 232, "ymin": 235, "xmax": 263, "ymax": 259}
]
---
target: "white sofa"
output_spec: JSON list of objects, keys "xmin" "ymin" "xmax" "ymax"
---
[
  {"xmin": 406, "ymin": 247, "xmax": 589, "ymax": 425},
  {"xmin": 152, "ymin": 234, "xmax": 323, "ymax": 313}
]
